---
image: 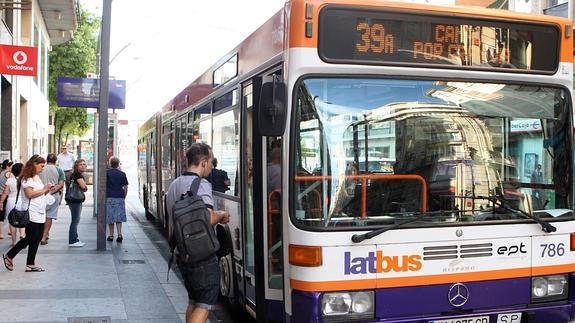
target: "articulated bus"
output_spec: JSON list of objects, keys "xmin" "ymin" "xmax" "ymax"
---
[{"xmin": 138, "ymin": 0, "xmax": 575, "ymax": 321}]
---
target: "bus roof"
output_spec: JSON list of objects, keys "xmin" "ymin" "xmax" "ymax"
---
[
  {"xmin": 156, "ymin": 0, "xmax": 572, "ymax": 115},
  {"xmin": 160, "ymin": 9, "xmax": 284, "ymax": 113}
]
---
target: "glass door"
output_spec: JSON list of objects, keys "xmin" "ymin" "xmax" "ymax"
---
[{"xmin": 243, "ymin": 71, "xmax": 285, "ymax": 321}]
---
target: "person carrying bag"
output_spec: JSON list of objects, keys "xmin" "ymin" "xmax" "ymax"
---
[
  {"xmin": 7, "ymin": 181, "xmax": 30, "ymax": 228},
  {"xmin": 3, "ymin": 155, "xmax": 52, "ymax": 272},
  {"xmin": 65, "ymin": 179, "xmax": 85, "ymax": 203}
]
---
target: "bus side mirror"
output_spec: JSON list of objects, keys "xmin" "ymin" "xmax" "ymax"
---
[{"xmin": 258, "ymin": 78, "xmax": 286, "ymax": 136}]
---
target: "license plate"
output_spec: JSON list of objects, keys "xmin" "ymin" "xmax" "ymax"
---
[
  {"xmin": 496, "ymin": 313, "xmax": 522, "ymax": 323},
  {"xmin": 431, "ymin": 316, "xmax": 489, "ymax": 323}
]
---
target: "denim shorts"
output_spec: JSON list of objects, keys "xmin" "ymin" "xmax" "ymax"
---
[{"xmin": 177, "ymin": 257, "xmax": 220, "ymax": 310}]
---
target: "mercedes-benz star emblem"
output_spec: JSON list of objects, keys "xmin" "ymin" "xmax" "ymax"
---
[{"xmin": 448, "ymin": 283, "xmax": 469, "ymax": 307}]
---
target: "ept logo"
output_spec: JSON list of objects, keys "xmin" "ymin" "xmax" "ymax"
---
[{"xmin": 344, "ymin": 251, "xmax": 422, "ymax": 275}]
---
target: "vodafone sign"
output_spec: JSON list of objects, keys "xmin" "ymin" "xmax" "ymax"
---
[{"xmin": 0, "ymin": 45, "xmax": 38, "ymax": 76}]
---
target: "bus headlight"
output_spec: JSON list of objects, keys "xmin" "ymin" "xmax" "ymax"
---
[
  {"xmin": 322, "ymin": 291, "xmax": 374, "ymax": 321},
  {"xmin": 531, "ymin": 274, "xmax": 568, "ymax": 302}
]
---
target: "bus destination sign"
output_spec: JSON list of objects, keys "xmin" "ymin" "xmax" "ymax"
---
[{"xmin": 319, "ymin": 7, "xmax": 559, "ymax": 72}]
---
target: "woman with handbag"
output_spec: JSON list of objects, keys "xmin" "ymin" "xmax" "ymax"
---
[
  {"xmin": 66, "ymin": 159, "xmax": 88, "ymax": 247},
  {"xmin": 3, "ymin": 155, "xmax": 55, "ymax": 272},
  {"xmin": 0, "ymin": 163, "xmax": 25, "ymax": 246}
]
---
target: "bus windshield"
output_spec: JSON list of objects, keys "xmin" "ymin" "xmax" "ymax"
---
[{"xmin": 293, "ymin": 78, "xmax": 573, "ymax": 229}]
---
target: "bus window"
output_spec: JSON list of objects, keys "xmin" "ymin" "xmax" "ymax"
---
[
  {"xmin": 293, "ymin": 78, "xmax": 572, "ymax": 228},
  {"xmin": 194, "ymin": 118, "xmax": 212, "ymax": 144},
  {"xmin": 211, "ymin": 109, "xmax": 240, "ymax": 196}
]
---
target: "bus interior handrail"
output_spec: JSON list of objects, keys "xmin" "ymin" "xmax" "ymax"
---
[{"xmin": 294, "ymin": 174, "xmax": 428, "ymax": 217}]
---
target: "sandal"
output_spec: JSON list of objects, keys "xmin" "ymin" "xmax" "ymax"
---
[
  {"xmin": 116, "ymin": 236, "xmax": 123, "ymax": 243},
  {"xmin": 3, "ymin": 254, "xmax": 13, "ymax": 271},
  {"xmin": 107, "ymin": 236, "xmax": 113, "ymax": 242},
  {"xmin": 25, "ymin": 265, "xmax": 45, "ymax": 272}
]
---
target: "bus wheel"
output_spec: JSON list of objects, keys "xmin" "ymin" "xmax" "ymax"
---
[{"xmin": 219, "ymin": 253, "xmax": 234, "ymax": 299}]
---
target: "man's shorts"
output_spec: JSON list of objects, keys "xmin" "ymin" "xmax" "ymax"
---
[
  {"xmin": 46, "ymin": 192, "xmax": 61, "ymax": 219},
  {"xmin": 177, "ymin": 256, "xmax": 220, "ymax": 310}
]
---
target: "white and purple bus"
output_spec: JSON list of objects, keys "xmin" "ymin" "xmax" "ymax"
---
[{"xmin": 138, "ymin": 0, "xmax": 575, "ymax": 321}]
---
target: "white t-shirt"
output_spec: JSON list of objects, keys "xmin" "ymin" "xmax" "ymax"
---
[
  {"xmin": 57, "ymin": 153, "xmax": 75, "ymax": 172},
  {"xmin": 20, "ymin": 177, "xmax": 46, "ymax": 224},
  {"xmin": 5, "ymin": 177, "xmax": 20, "ymax": 213}
]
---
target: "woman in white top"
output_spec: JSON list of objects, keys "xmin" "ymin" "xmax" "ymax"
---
[
  {"xmin": 3, "ymin": 155, "xmax": 57, "ymax": 272},
  {"xmin": 0, "ymin": 163, "xmax": 25, "ymax": 246},
  {"xmin": 0, "ymin": 159, "xmax": 13, "ymax": 238}
]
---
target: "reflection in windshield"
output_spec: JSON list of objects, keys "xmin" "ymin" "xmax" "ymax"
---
[{"xmin": 294, "ymin": 79, "xmax": 572, "ymax": 229}]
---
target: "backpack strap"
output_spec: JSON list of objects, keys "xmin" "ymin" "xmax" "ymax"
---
[
  {"xmin": 167, "ymin": 242, "xmax": 174, "ymax": 281},
  {"xmin": 187, "ymin": 177, "xmax": 201, "ymax": 197}
]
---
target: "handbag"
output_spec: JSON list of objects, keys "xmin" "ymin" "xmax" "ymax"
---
[
  {"xmin": 65, "ymin": 180, "xmax": 85, "ymax": 203},
  {"xmin": 7, "ymin": 181, "xmax": 30, "ymax": 228}
]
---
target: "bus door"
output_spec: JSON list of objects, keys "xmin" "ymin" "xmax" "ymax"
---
[
  {"xmin": 147, "ymin": 131, "xmax": 158, "ymax": 218},
  {"xmin": 175, "ymin": 116, "xmax": 187, "ymax": 177},
  {"xmin": 160, "ymin": 121, "xmax": 175, "ymax": 228},
  {"xmin": 243, "ymin": 73, "xmax": 285, "ymax": 321}
]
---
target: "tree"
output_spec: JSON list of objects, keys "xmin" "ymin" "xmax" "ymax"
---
[{"xmin": 49, "ymin": 8, "xmax": 100, "ymax": 147}]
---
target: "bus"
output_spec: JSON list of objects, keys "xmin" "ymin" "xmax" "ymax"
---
[{"xmin": 138, "ymin": 0, "xmax": 575, "ymax": 322}]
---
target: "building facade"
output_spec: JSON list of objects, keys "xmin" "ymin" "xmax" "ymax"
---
[{"xmin": 0, "ymin": 0, "xmax": 77, "ymax": 162}]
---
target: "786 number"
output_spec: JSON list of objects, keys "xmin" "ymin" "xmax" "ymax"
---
[{"xmin": 540, "ymin": 243, "xmax": 565, "ymax": 258}]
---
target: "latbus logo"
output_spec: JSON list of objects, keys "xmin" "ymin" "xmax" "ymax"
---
[{"xmin": 344, "ymin": 251, "xmax": 422, "ymax": 275}]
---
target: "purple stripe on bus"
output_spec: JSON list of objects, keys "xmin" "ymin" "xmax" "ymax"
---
[
  {"xmin": 569, "ymin": 273, "xmax": 575, "ymax": 303},
  {"xmin": 372, "ymin": 304, "xmax": 572, "ymax": 322},
  {"xmin": 267, "ymin": 299, "xmax": 284, "ymax": 322},
  {"xmin": 291, "ymin": 290, "xmax": 322, "ymax": 323},
  {"xmin": 376, "ymin": 278, "xmax": 530, "ymax": 318}
]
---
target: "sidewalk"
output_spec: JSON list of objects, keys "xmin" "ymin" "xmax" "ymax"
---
[{"xmin": 0, "ymin": 188, "xmax": 189, "ymax": 323}]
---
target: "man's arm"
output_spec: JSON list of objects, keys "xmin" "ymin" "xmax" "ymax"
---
[{"xmin": 198, "ymin": 179, "xmax": 230, "ymax": 225}]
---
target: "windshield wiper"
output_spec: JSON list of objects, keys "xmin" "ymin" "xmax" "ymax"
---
[
  {"xmin": 351, "ymin": 210, "xmax": 450, "ymax": 243},
  {"xmin": 477, "ymin": 195, "xmax": 556, "ymax": 233}
]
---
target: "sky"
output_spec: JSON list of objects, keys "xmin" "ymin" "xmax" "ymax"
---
[{"xmin": 79, "ymin": 0, "xmax": 286, "ymax": 123}]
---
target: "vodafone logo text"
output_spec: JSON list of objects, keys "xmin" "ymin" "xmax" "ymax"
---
[{"xmin": 344, "ymin": 251, "xmax": 422, "ymax": 275}]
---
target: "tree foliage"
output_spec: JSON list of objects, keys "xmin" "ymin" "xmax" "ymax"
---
[{"xmin": 48, "ymin": 8, "xmax": 100, "ymax": 146}]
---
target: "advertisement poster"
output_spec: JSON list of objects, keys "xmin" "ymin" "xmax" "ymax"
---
[{"xmin": 79, "ymin": 140, "xmax": 94, "ymax": 170}]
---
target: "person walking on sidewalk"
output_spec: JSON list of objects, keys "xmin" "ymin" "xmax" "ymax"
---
[
  {"xmin": 0, "ymin": 159, "xmax": 13, "ymax": 239},
  {"xmin": 67, "ymin": 159, "xmax": 88, "ymax": 247},
  {"xmin": 3, "ymin": 155, "xmax": 56, "ymax": 272},
  {"xmin": 106, "ymin": 156, "xmax": 128, "ymax": 242},
  {"xmin": 166, "ymin": 143, "xmax": 230, "ymax": 323},
  {"xmin": 0, "ymin": 163, "xmax": 25, "ymax": 246},
  {"xmin": 57, "ymin": 146, "xmax": 74, "ymax": 189},
  {"xmin": 39, "ymin": 153, "xmax": 65, "ymax": 245}
]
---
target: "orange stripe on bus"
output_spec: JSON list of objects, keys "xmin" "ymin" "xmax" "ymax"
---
[
  {"xmin": 532, "ymin": 263, "xmax": 575, "ymax": 276},
  {"xmin": 289, "ymin": 0, "xmax": 573, "ymax": 63},
  {"xmin": 290, "ymin": 264, "xmax": 575, "ymax": 292}
]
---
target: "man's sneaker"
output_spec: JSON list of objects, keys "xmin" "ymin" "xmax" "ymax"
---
[{"xmin": 68, "ymin": 241, "xmax": 85, "ymax": 247}]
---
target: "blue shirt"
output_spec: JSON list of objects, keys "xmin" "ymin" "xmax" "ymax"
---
[{"xmin": 106, "ymin": 168, "xmax": 128, "ymax": 198}]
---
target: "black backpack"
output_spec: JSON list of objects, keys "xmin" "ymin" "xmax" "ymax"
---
[{"xmin": 168, "ymin": 177, "xmax": 220, "ymax": 273}]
